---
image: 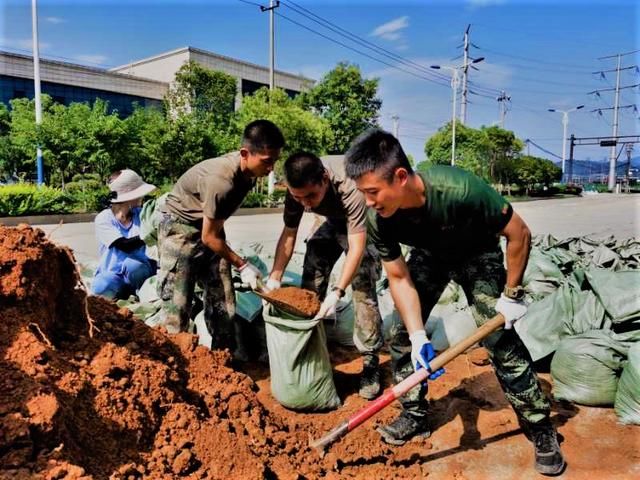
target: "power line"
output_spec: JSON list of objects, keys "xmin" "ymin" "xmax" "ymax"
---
[
  {"xmin": 279, "ymin": 0, "xmax": 452, "ymax": 86},
  {"xmin": 274, "ymin": 11, "xmax": 452, "ymax": 87},
  {"xmin": 476, "ymin": 46, "xmax": 596, "ymax": 70}
]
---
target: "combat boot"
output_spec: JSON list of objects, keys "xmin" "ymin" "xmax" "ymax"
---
[
  {"xmin": 523, "ymin": 421, "xmax": 566, "ymax": 476},
  {"xmin": 376, "ymin": 411, "xmax": 431, "ymax": 446},
  {"xmin": 359, "ymin": 354, "xmax": 381, "ymax": 400}
]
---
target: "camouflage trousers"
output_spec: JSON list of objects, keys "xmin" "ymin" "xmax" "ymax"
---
[
  {"xmin": 390, "ymin": 247, "xmax": 551, "ymax": 426},
  {"xmin": 156, "ymin": 214, "xmax": 236, "ymax": 350},
  {"xmin": 302, "ymin": 220, "xmax": 384, "ymax": 355}
]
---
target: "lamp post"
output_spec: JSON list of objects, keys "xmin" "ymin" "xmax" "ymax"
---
[
  {"xmin": 431, "ymin": 57, "xmax": 484, "ymax": 166},
  {"xmin": 548, "ymin": 105, "xmax": 584, "ymax": 183},
  {"xmin": 31, "ymin": 0, "xmax": 44, "ymax": 185}
]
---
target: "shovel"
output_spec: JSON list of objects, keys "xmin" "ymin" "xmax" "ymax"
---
[
  {"xmin": 249, "ymin": 278, "xmax": 317, "ymax": 319},
  {"xmin": 309, "ymin": 313, "xmax": 505, "ymax": 455}
]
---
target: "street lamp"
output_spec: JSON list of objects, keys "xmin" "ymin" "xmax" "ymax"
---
[
  {"xmin": 431, "ymin": 57, "xmax": 484, "ymax": 166},
  {"xmin": 548, "ymin": 105, "xmax": 584, "ymax": 183}
]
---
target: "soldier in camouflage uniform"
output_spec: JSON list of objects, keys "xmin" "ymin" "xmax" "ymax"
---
[
  {"xmin": 267, "ymin": 152, "xmax": 385, "ymax": 399},
  {"xmin": 345, "ymin": 129, "xmax": 565, "ymax": 476},
  {"xmin": 157, "ymin": 120, "xmax": 284, "ymax": 357}
]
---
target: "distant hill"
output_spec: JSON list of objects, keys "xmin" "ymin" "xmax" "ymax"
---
[{"xmin": 556, "ymin": 156, "xmax": 640, "ymax": 177}]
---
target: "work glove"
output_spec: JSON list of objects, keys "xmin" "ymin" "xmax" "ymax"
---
[
  {"xmin": 239, "ymin": 261, "xmax": 263, "ymax": 291},
  {"xmin": 264, "ymin": 277, "xmax": 281, "ymax": 293},
  {"xmin": 409, "ymin": 330, "xmax": 445, "ymax": 380},
  {"xmin": 315, "ymin": 290, "xmax": 340, "ymax": 319},
  {"xmin": 495, "ymin": 294, "xmax": 528, "ymax": 329}
]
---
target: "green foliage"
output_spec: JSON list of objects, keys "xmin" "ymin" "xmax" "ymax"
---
[
  {"xmin": 424, "ymin": 122, "xmax": 559, "ymax": 194},
  {"xmin": 165, "ymin": 60, "xmax": 237, "ymax": 125},
  {"xmin": 298, "ymin": 62, "xmax": 381, "ymax": 154},
  {"xmin": 241, "ymin": 190, "xmax": 267, "ymax": 208},
  {"xmin": 64, "ymin": 173, "xmax": 109, "ymax": 212},
  {"xmin": 0, "ymin": 183, "xmax": 72, "ymax": 216},
  {"xmin": 233, "ymin": 88, "xmax": 333, "ymax": 176}
]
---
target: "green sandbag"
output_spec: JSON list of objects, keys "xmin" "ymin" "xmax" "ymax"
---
[
  {"xmin": 614, "ymin": 343, "xmax": 640, "ymax": 425},
  {"xmin": 586, "ymin": 269, "xmax": 640, "ymax": 324},
  {"xmin": 263, "ymin": 304, "xmax": 341, "ymax": 411},
  {"xmin": 551, "ymin": 330, "xmax": 637, "ymax": 406},
  {"xmin": 523, "ymin": 249, "xmax": 566, "ymax": 300},
  {"xmin": 516, "ymin": 284, "xmax": 608, "ymax": 361}
]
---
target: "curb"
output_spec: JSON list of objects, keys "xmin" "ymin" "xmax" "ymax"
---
[{"xmin": 0, "ymin": 207, "xmax": 284, "ymax": 227}]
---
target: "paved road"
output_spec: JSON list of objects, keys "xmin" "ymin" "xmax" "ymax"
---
[{"xmin": 38, "ymin": 194, "xmax": 639, "ymax": 265}]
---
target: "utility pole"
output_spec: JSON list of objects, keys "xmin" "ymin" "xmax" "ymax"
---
[
  {"xmin": 625, "ymin": 143, "xmax": 633, "ymax": 191},
  {"xmin": 260, "ymin": 0, "xmax": 280, "ymax": 195},
  {"xmin": 391, "ymin": 115, "xmax": 399, "ymax": 138},
  {"xmin": 31, "ymin": 0, "xmax": 44, "ymax": 185},
  {"xmin": 460, "ymin": 24, "xmax": 471, "ymax": 124},
  {"xmin": 497, "ymin": 90, "xmax": 510, "ymax": 128},
  {"xmin": 548, "ymin": 105, "xmax": 584, "ymax": 183},
  {"xmin": 591, "ymin": 50, "xmax": 639, "ymax": 191},
  {"xmin": 568, "ymin": 135, "xmax": 575, "ymax": 184},
  {"xmin": 431, "ymin": 56, "xmax": 484, "ymax": 166}
]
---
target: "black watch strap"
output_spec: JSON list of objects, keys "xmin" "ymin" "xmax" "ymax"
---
[{"xmin": 331, "ymin": 286, "xmax": 346, "ymax": 298}]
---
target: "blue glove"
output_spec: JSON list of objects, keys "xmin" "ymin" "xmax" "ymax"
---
[{"xmin": 409, "ymin": 330, "xmax": 445, "ymax": 380}]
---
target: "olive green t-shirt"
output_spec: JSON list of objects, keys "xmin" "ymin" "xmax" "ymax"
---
[
  {"xmin": 368, "ymin": 166, "xmax": 513, "ymax": 262},
  {"xmin": 283, "ymin": 155, "xmax": 367, "ymax": 233},
  {"xmin": 163, "ymin": 152, "xmax": 256, "ymax": 225}
]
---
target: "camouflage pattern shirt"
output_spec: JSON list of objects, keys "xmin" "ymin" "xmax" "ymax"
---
[{"xmin": 368, "ymin": 165, "xmax": 513, "ymax": 262}]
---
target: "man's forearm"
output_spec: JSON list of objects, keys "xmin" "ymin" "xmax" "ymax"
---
[
  {"xmin": 271, "ymin": 227, "xmax": 297, "ymax": 280},
  {"xmin": 204, "ymin": 235, "xmax": 244, "ymax": 269},
  {"xmin": 505, "ymin": 230, "xmax": 531, "ymax": 287},
  {"xmin": 388, "ymin": 274, "xmax": 425, "ymax": 335}
]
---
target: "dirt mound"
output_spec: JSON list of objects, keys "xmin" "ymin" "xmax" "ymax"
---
[
  {"xmin": 2, "ymin": 225, "xmax": 638, "ymax": 479},
  {"xmin": 0, "ymin": 225, "xmax": 322, "ymax": 479},
  {"xmin": 265, "ymin": 286, "xmax": 321, "ymax": 317}
]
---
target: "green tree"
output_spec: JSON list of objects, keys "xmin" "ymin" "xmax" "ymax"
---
[
  {"xmin": 165, "ymin": 60, "xmax": 237, "ymax": 125},
  {"xmin": 298, "ymin": 62, "xmax": 381, "ymax": 154},
  {"xmin": 424, "ymin": 122, "xmax": 492, "ymax": 178},
  {"xmin": 233, "ymin": 87, "xmax": 333, "ymax": 176},
  {"xmin": 515, "ymin": 155, "xmax": 561, "ymax": 194}
]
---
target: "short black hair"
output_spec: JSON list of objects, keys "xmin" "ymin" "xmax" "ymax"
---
[
  {"xmin": 242, "ymin": 119, "xmax": 285, "ymax": 152},
  {"xmin": 284, "ymin": 152, "xmax": 326, "ymax": 188},
  {"xmin": 344, "ymin": 128, "xmax": 413, "ymax": 182}
]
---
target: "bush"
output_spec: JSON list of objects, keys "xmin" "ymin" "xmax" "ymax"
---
[
  {"xmin": 0, "ymin": 183, "xmax": 72, "ymax": 216},
  {"xmin": 241, "ymin": 190, "xmax": 267, "ymax": 208},
  {"xmin": 65, "ymin": 174, "xmax": 110, "ymax": 212}
]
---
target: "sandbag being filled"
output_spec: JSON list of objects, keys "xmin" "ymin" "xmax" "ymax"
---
[{"xmin": 263, "ymin": 304, "xmax": 341, "ymax": 411}]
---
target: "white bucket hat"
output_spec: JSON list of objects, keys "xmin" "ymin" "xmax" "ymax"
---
[{"xmin": 108, "ymin": 169, "xmax": 156, "ymax": 203}]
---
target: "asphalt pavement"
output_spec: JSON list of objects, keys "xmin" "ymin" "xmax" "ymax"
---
[{"xmin": 37, "ymin": 193, "xmax": 639, "ymax": 266}]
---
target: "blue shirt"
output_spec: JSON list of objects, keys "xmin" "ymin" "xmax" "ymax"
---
[{"xmin": 94, "ymin": 207, "xmax": 149, "ymax": 275}]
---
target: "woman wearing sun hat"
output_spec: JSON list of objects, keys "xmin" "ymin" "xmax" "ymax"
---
[{"xmin": 92, "ymin": 169, "xmax": 157, "ymax": 299}]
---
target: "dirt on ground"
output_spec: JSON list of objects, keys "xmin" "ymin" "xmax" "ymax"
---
[
  {"xmin": 1, "ymin": 225, "xmax": 638, "ymax": 479},
  {"xmin": 264, "ymin": 287, "xmax": 321, "ymax": 318}
]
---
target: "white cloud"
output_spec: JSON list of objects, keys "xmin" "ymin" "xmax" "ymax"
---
[
  {"xmin": 74, "ymin": 54, "xmax": 109, "ymax": 65},
  {"xmin": 370, "ymin": 16, "xmax": 409, "ymax": 42},
  {"xmin": 0, "ymin": 37, "xmax": 51, "ymax": 51},
  {"xmin": 44, "ymin": 16, "xmax": 65, "ymax": 24}
]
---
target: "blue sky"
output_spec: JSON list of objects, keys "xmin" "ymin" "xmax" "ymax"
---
[{"xmin": 1, "ymin": 0, "xmax": 638, "ymax": 163}]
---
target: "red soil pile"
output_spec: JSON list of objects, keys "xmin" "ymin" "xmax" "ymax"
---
[
  {"xmin": 266, "ymin": 286, "xmax": 321, "ymax": 317},
  {"xmin": 0, "ymin": 225, "xmax": 324, "ymax": 479},
  {"xmin": 2, "ymin": 225, "xmax": 637, "ymax": 479}
]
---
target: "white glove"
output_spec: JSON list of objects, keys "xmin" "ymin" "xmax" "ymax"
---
[
  {"xmin": 264, "ymin": 277, "xmax": 281, "ymax": 292},
  {"xmin": 239, "ymin": 262, "xmax": 263, "ymax": 290},
  {"xmin": 316, "ymin": 291, "xmax": 340, "ymax": 319},
  {"xmin": 495, "ymin": 294, "xmax": 528, "ymax": 329}
]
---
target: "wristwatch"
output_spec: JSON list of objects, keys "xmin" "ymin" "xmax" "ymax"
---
[
  {"xmin": 503, "ymin": 285, "xmax": 525, "ymax": 300},
  {"xmin": 331, "ymin": 286, "xmax": 346, "ymax": 298}
]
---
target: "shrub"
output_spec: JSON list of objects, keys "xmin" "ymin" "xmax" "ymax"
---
[
  {"xmin": 0, "ymin": 183, "xmax": 72, "ymax": 216},
  {"xmin": 241, "ymin": 191, "xmax": 267, "ymax": 208},
  {"xmin": 65, "ymin": 174, "xmax": 110, "ymax": 212}
]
